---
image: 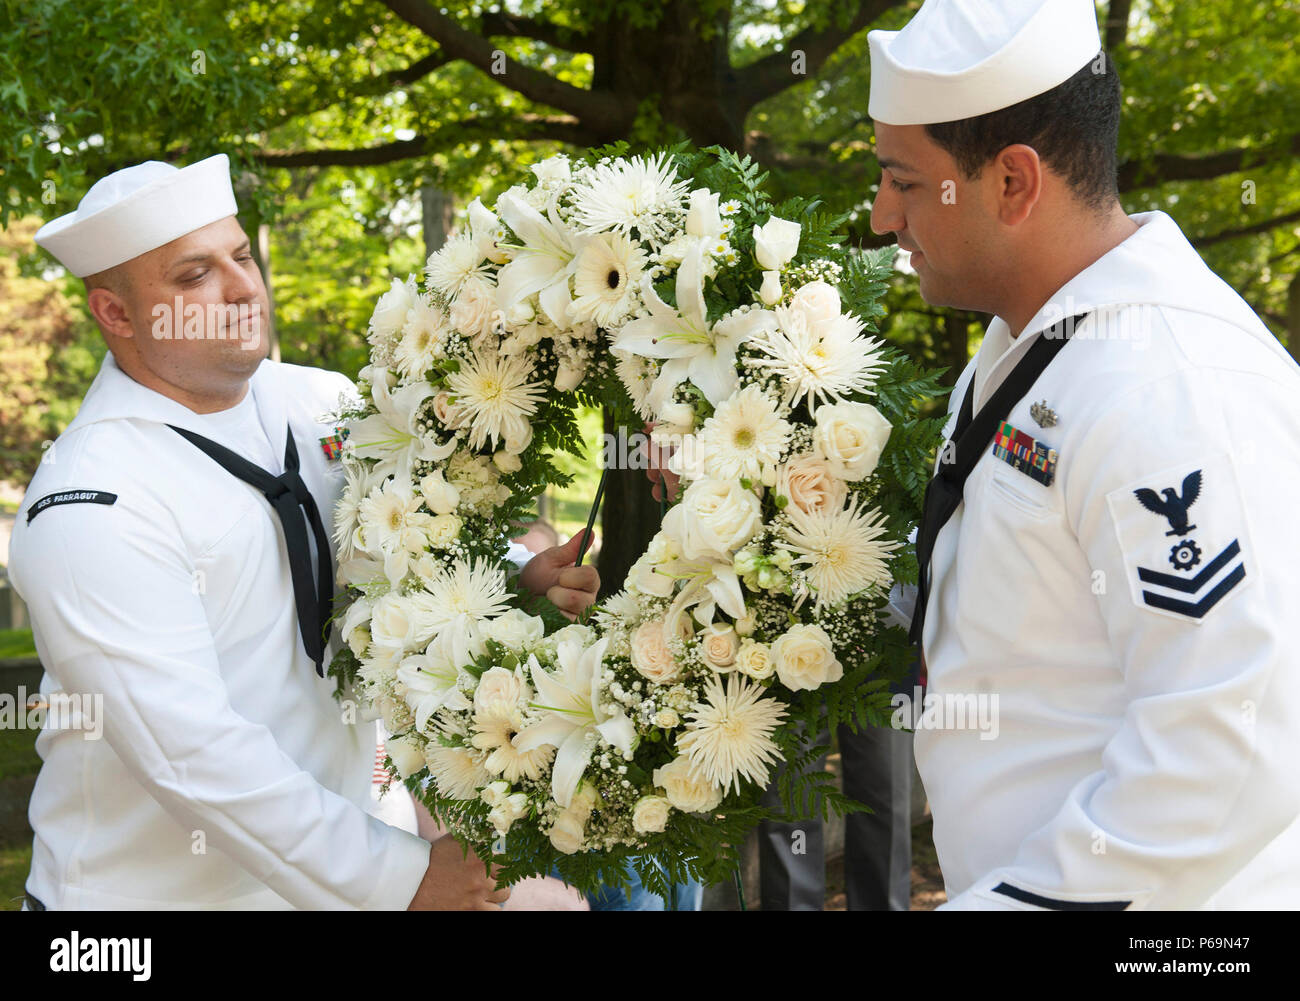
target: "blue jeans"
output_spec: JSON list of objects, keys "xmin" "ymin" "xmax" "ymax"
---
[{"xmin": 551, "ymin": 859, "xmax": 703, "ymax": 911}]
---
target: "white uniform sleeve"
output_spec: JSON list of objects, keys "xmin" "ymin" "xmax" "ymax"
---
[
  {"xmin": 945, "ymin": 365, "xmax": 1300, "ymax": 910},
  {"xmin": 18, "ymin": 495, "xmax": 431, "ymax": 910}
]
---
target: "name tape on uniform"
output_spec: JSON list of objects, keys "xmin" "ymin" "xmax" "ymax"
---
[{"xmin": 26, "ymin": 490, "xmax": 118, "ymax": 524}]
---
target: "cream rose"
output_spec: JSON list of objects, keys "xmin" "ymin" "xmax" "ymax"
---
[
  {"xmin": 548, "ymin": 811, "xmax": 586, "ymax": 854},
  {"xmin": 811, "ymin": 401, "xmax": 892, "ymax": 482},
  {"xmin": 474, "ymin": 666, "xmax": 524, "ymax": 714},
  {"xmin": 488, "ymin": 792, "xmax": 530, "ymax": 837},
  {"xmin": 368, "ymin": 277, "xmax": 416, "ymax": 342},
  {"xmin": 735, "ymin": 638, "xmax": 775, "ymax": 680},
  {"xmin": 700, "ymin": 622, "xmax": 740, "ymax": 671},
  {"xmin": 631, "ymin": 618, "xmax": 681, "ymax": 685},
  {"xmin": 776, "ymin": 453, "xmax": 848, "ymax": 516},
  {"xmin": 368, "ymin": 593, "xmax": 422, "ymax": 652},
  {"xmin": 661, "ymin": 478, "xmax": 762, "ymax": 559},
  {"xmin": 448, "ymin": 280, "xmax": 499, "ymax": 340},
  {"xmin": 653, "ymin": 755, "xmax": 724, "ymax": 813},
  {"xmin": 492, "ymin": 450, "xmax": 522, "ymax": 474},
  {"xmin": 771, "ymin": 624, "xmax": 843, "ymax": 691},
  {"xmin": 432, "ymin": 391, "xmax": 466, "ymax": 429},
  {"xmin": 424, "ymin": 513, "xmax": 462, "ymax": 548},
  {"xmin": 488, "ymin": 609, "xmax": 546, "ymax": 652},
  {"xmin": 632, "ymin": 795, "xmax": 672, "ymax": 834}
]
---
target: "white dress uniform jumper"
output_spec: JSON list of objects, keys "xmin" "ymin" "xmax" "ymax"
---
[{"xmin": 9, "ymin": 355, "xmax": 433, "ymax": 909}]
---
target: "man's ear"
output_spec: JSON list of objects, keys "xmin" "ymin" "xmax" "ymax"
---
[
  {"xmin": 992, "ymin": 143, "xmax": 1042, "ymax": 227},
  {"xmin": 86, "ymin": 286, "xmax": 136, "ymax": 339}
]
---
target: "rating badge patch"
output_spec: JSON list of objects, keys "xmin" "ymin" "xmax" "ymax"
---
[{"xmin": 1106, "ymin": 453, "xmax": 1254, "ymax": 623}]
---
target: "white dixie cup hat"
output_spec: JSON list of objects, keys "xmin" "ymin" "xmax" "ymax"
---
[
  {"xmin": 34, "ymin": 153, "xmax": 239, "ymax": 277},
  {"xmin": 867, "ymin": 0, "xmax": 1104, "ymax": 126}
]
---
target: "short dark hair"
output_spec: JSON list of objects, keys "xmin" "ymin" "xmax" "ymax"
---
[{"xmin": 925, "ymin": 50, "xmax": 1121, "ymax": 211}]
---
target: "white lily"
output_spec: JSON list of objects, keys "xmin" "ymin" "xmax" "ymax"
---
[
  {"xmin": 658, "ymin": 550, "xmax": 748, "ymax": 636},
  {"xmin": 396, "ymin": 636, "xmax": 472, "ymax": 733},
  {"xmin": 347, "ymin": 377, "xmax": 456, "ymax": 483},
  {"xmin": 494, "ymin": 190, "xmax": 592, "ymax": 328},
  {"xmin": 512, "ymin": 639, "xmax": 636, "ymax": 808},
  {"xmin": 614, "ymin": 242, "xmax": 777, "ymax": 411}
]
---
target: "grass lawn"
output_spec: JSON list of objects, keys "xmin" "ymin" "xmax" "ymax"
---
[
  {"xmin": 0, "ymin": 629, "xmax": 36, "ymax": 660},
  {"xmin": 0, "ymin": 726, "xmax": 40, "ymax": 911}
]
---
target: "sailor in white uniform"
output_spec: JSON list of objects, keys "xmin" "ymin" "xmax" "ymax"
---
[
  {"xmin": 868, "ymin": 0, "xmax": 1300, "ymax": 908},
  {"xmin": 11, "ymin": 154, "xmax": 597, "ymax": 909}
]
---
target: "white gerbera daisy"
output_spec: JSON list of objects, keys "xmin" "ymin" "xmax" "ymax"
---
[
  {"xmin": 677, "ymin": 674, "xmax": 786, "ymax": 793},
  {"xmin": 424, "ymin": 744, "xmax": 491, "ymax": 801},
  {"xmin": 570, "ymin": 152, "xmax": 690, "ymax": 243},
  {"xmin": 445, "ymin": 348, "xmax": 546, "ymax": 452},
  {"xmin": 425, "ymin": 233, "xmax": 495, "ymax": 298},
  {"xmin": 471, "ymin": 701, "xmax": 555, "ymax": 783},
  {"xmin": 614, "ymin": 349, "xmax": 658, "ymax": 419},
  {"xmin": 570, "ymin": 231, "xmax": 647, "ymax": 327},
  {"xmin": 695, "ymin": 384, "xmax": 792, "ymax": 483},
  {"xmin": 357, "ymin": 479, "xmax": 427, "ymax": 554},
  {"xmin": 393, "ymin": 296, "xmax": 448, "ymax": 381},
  {"xmin": 751, "ymin": 305, "xmax": 887, "ymax": 408},
  {"xmin": 777, "ymin": 499, "xmax": 898, "ymax": 608}
]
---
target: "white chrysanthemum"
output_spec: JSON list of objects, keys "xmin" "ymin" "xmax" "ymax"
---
[
  {"xmin": 419, "ymin": 558, "xmax": 513, "ymax": 629},
  {"xmin": 695, "ymin": 384, "xmax": 792, "ymax": 483},
  {"xmin": 424, "ymin": 745, "xmax": 491, "ymax": 801},
  {"xmin": 677, "ymin": 674, "xmax": 787, "ymax": 794},
  {"xmin": 425, "ymin": 233, "xmax": 495, "ymax": 298},
  {"xmin": 393, "ymin": 297, "xmax": 448, "ymax": 381},
  {"xmin": 751, "ymin": 305, "xmax": 887, "ymax": 408},
  {"xmin": 445, "ymin": 349, "xmax": 545, "ymax": 453},
  {"xmin": 777, "ymin": 499, "xmax": 898, "ymax": 608},
  {"xmin": 570, "ymin": 231, "xmax": 647, "ymax": 327},
  {"xmin": 592, "ymin": 589, "xmax": 644, "ymax": 632},
  {"xmin": 357, "ymin": 479, "xmax": 427, "ymax": 553},
  {"xmin": 614, "ymin": 349, "xmax": 657, "ymax": 419},
  {"xmin": 569, "ymin": 152, "xmax": 691, "ymax": 242}
]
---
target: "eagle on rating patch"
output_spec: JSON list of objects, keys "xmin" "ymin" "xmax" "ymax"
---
[{"xmin": 1134, "ymin": 470, "xmax": 1202, "ymax": 537}]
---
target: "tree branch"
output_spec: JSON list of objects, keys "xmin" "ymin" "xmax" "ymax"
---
[
  {"xmin": 379, "ymin": 0, "xmax": 625, "ymax": 127},
  {"xmin": 1118, "ymin": 134, "xmax": 1300, "ymax": 191},
  {"xmin": 256, "ymin": 115, "xmax": 595, "ymax": 168},
  {"xmin": 736, "ymin": 0, "xmax": 893, "ymax": 111},
  {"xmin": 478, "ymin": 8, "xmax": 591, "ymax": 51},
  {"xmin": 1190, "ymin": 208, "xmax": 1300, "ymax": 248}
]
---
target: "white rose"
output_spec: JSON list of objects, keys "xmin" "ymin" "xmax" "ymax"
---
[
  {"xmin": 548, "ymin": 811, "xmax": 586, "ymax": 854},
  {"xmin": 424, "ymin": 513, "xmax": 463, "ymax": 548},
  {"xmin": 771, "ymin": 624, "xmax": 843, "ymax": 692},
  {"xmin": 652, "ymin": 755, "xmax": 724, "ymax": 814},
  {"xmin": 488, "ymin": 609, "xmax": 545, "ymax": 652},
  {"xmin": 776, "ymin": 453, "xmax": 848, "ymax": 517},
  {"xmin": 369, "ymin": 593, "xmax": 422, "ymax": 651},
  {"xmin": 630, "ymin": 618, "xmax": 681, "ymax": 685},
  {"xmin": 569, "ymin": 782, "xmax": 599, "ymax": 822},
  {"xmin": 734, "ymin": 614, "xmax": 757, "ymax": 638},
  {"xmin": 554, "ymin": 359, "xmax": 585, "ymax": 392},
  {"xmin": 419, "ymin": 469, "xmax": 460, "ymax": 514},
  {"xmin": 700, "ymin": 622, "xmax": 740, "ymax": 671},
  {"xmin": 656, "ymin": 402, "xmax": 696, "ymax": 436},
  {"xmin": 531, "ymin": 154, "xmax": 571, "ymax": 185},
  {"xmin": 480, "ymin": 780, "xmax": 511, "ymax": 808},
  {"xmin": 493, "ymin": 450, "xmax": 522, "ymax": 474},
  {"xmin": 448, "ymin": 280, "xmax": 500, "ymax": 340},
  {"xmin": 369, "ymin": 277, "xmax": 416, "ymax": 343},
  {"xmin": 474, "ymin": 666, "xmax": 525, "ymax": 714},
  {"xmin": 488, "ymin": 792, "xmax": 530, "ymax": 837},
  {"xmin": 790, "ymin": 280, "xmax": 841, "ymax": 331},
  {"xmin": 734, "ymin": 639, "xmax": 775, "ymax": 680},
  {"xmin": 632, "ymin": 795, "xmax": 672, "ymax": 834},
  {"xmin": 503, "ymin": 417, "xmax": 534, "ymax": 455},
  {"xmin": 752, "ymin": 216, "xmax": 801, "ymax": 271},
  {"xmin": 759, "ymin": 270, "xmax": 783, "ymax": 306},
  {"xmin": 661, "ymin": 478, "xmax": 762, "ymax": 559},
  {"xmin": 548, "ymin": 623, "xmax": 596, "ymax": 651},
  {"xmin": 386, "ymin": 733, "xmax": 426, "ymax": 779},
  {"xmin": 653, "ymin": 708, "xmax": 680, "ymax": 728},
  {"xmin": 811, "ymin": 401, "xmax": 892, "ymax": 482},
  {"xmin": 347, "ymin": 626, "xmax": 370, "ymax": 659}
]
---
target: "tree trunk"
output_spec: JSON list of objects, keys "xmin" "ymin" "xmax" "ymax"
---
[
  {"xmin": 1288, "ymin": 270, "xmax": 1300, "ymax": 365},
  {"xmin": 422, "ymin": 185, "xmax": 456, "ymax": 260},
  {"xmin": 597, "ymin": 409, "xmax": 662, "ymax": 600},
  {"xmin": 255, "ymin": 221, "xmax": 281, "ymax": 363}
]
